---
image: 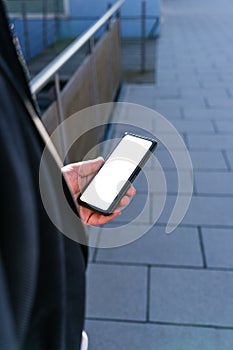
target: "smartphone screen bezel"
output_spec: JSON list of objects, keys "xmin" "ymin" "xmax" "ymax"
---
[{"xmin": 77, "ymin": 132, "xmax": 157, "ymax": 215}]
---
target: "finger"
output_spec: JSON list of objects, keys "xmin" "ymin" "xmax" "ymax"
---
[
  {"xmin": 88, "ymin": 211, "xmax": 121, "ymax": 226},
  {"xmin": 79, "ymin": 205, "xmax": 121, "ymax": 226},
  {"xmin": 125, "ymin": 185, "xmax": 136, "ymax": 197},
  {"xmin": 78, "ymin": 157, "xmax": 104, "ymax": 177},
  {"xmin": 118, "ymin": 195, "xmax": 131, "ymax": 208}
]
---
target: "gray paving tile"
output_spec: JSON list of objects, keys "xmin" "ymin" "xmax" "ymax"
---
[
  {"xmin": 150, "ymin": 267, "xmax": 233, "ymax": 326},
  {"xmin": 110, "ymin": 101, "xmax": 157, "ymax": 131},
  {"xmin": 154, "ymin": 87, "xmax": 180, "ymax": 99},
  {"xmin": 111, "ymin": 193, "xmax": 151, "ymax": 224},
  {"xmin": 224, "ymin": 151, "xmax": 233, "ymax": 169},
  {"xmin": 85, "ymin": 320, "xmax": 233, "ymax": 350},
  {"xmin": 202, "ymin": 228, "xmax": 233, "ymax": 268},
  {"xmin": 86, "ymin": 226, "xmax": 101, "ymax": 261},
  {"xmin": 179, "ymin": 91, "xmax": 209, "ymax": 99},
  {"xmin": 123, "ymin": 89, "xmax": 156, "ymax": 98},
  {"xmin": 153, "ymin": 150, "xmax": 180, "ymax": 171},
  {"xmin": 170, "ymin": 119, "xmax": 215, "ymax": 134},
  {"xmin": 161, "ymin": 81, "xmax": 202, "ymax": 89},
  {"xmin": 190, "ymin": 151, "xmax": 228, "ymax": 170},
  {"xmin": 215, "ymin": 120, "xmax": 233, "ymax": 132},
  {"xmin": 155, "ymin": 98, "xmax": 206, "ymax": 109},
  {"xmin": 88, "ymin": 248, "xmax": 96, "ymax": 263},
  {"xmin": 134, "ymin": 169, "xmax": 192, "ymax": 194},
  {"xmin": 119, "ymin": 95, "xmax": 156, "ymax": 108},
  {"xmin": 195, "ymin": 70, "xmax": 221, "ymax": 77},
  {"xmin": 96, "ymin": 226, "xmax": 203, "ymax": 267},
  {"xmin": 156, "ymin": 149, "xmax": 227, "ymax": 170},
  {"xmin": 199, "ymin": 78, "xmax": 223, "ymax": 88},
  {"xmin": 154, "ymin": 106, "xmax": 183, "ymax": 119},
  {"xmin": 133, "ymin": 166, "xmax": 168, "ymax": 195},
  {"xmin": 227, "ymin": 87, "xmax": 233, "ymax": 97},
  {"xmin": 153, "ymin": 119, "xmax": 215, "ymax": 134},
  {"xmin": 180, "ymin": 87, "xmax": 229, "ymax": 99},
  {"xmin": 154, "ymin": 82, "xmax": 181, "ymax": 90},
  {"xmin": 156, "ymin": 71, "xmax": 179, "ymax": 80},
  {"xmin": 195, "ymin": 172, "xmax": 233, "ymax": 195},
  {"xmin": 201, "ymin": 80, "xmax": 233, "ymax": 89},
  {"xmin": 156, "ymin": 195, "xmax": 233, "ymax": 226},
  {"xmin": 177, "ymin": 77, "xmax": 203, "ymax": 85},
  {"xmin": 105, "ymin": 122, "xmax": 156, "ymax": 142},
  {"xmin": 182, "ymin": 108, "xmax": 233, "ymax": 120},
  {"xmin": 187, "ymin": 134, "xmax": 233, "ymax": 150},
  {"xmin": 204, "ymin": 94, "xmax": 232, "ymax": 104},
  {"xmin": 124, "ymin": 84, "xmax": 155, "ymax": 93},
  {"xmin": 206, "ymin": 97, "xmax": 233, "ymax": 108},
  {"xmin": 86, "ymin": 264, "xmax": 147, "ymax": 320}
]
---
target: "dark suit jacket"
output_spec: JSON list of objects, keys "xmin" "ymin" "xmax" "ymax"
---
[{"xmin": 0, "ymin": 2, "xmax": 87, "ymax": 349}]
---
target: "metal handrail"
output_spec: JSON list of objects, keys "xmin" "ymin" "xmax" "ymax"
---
[{"xmin": 30, "ymin": 0, "xmax": 124, "ymax": 94}]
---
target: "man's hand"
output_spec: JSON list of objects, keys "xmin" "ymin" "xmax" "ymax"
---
[{"xmin": 62, "ymin": 157, "xmax": 136, "ymax": 226}]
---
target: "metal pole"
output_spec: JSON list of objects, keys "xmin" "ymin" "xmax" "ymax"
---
[
  {"xmin": 88, "ymin": 37, "xmax": 99, "ymax": 105},
  {"xmin": 22, "ymin": 1, "xmax": 31, "ymax": 59},
  {"xmin": 30, "ymin": 0, "xmax": 125, "ymax": 94},
  {"xmin": 89, "ymin": 37, "xmax": 101, "ymax": 156},
  {"xmin": 53, "ymin": 0, "xmax": 59, "ymax": 43},
  {"xmin": 106, "ymin": 3, "xmax": 112, "ymax": 31},
  {"xmin": 107, "ymin": 3, "xmax": 114, "ymax": 99},
  {"xmin": 54, "ymin": 73, "xmax": 68, "ymax": 161},
  {"xmin": 141, "ymin": 0, "xmax": 146, "ymax": 73},
  {"xmin": 42, "ymin": 0, "xmax": 48, "ymax": 49}
]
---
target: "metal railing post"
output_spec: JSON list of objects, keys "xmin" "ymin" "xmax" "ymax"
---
[
  {"xmin": 30, "ymin": 0, "xmax": 125, "ymax": 94},
  {"xmin": 116, "ymin": 8, "xmax": 121, "ymax": 45},
  {"xmin": 53, "ymin": 0, "xmax": 60, "ymax": 43},
  {"xmin": 22, "ymin": 2, "xmax": 31, "ymax": 60},
  {"xmin": 107, "ymin": 3, "xmax": 114, "ymax": 99},
  {"xmin": 88, "ymin": 36, "xmax": 101, "ymax": 156},
  {"xmin": 88, "ymin": 37, "xmax": 99, "ymax": 105},
  {"xmin": 54, "ymin": 73, "xmax": 67, "ymax": 160},
  {"xmin": 42, "ymin": 0, "xmax": 48, "ymax": 49},
  {"xmin": 106, "ymin": 3, "xmax": 112, "ymax": 31},
  {"xmin": 141, "ymin": 0, "xmax": 146, "ymax": 73}
]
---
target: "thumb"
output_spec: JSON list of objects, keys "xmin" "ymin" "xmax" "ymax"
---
[{"xmin": 78, "ymin": 157, "xmax": 104, "ymax": 177}]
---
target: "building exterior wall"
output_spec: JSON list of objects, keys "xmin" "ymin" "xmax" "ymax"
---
[
  {"xmin": 10, "ymin": 18, "xmax": 57, "ymax": 59},
  {"xmin": 59, "ymin": 0, "xmax": 161, "ymax": 38},
  {"xmin": 7, "ymin": 0, "xmax": 160, "ymax": 60}
]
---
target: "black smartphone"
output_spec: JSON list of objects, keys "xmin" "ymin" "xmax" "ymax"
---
[{"xmin": 77, "ymin": 132, "xmax": 158, "ymax": 215}]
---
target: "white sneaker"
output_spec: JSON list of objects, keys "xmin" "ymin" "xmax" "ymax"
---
[{"xmin": 80, "ymin": 331, "xmax": 88, "ymax": 350}]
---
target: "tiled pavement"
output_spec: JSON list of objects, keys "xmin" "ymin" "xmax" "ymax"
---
[{"xmin": 85, "ymin": 0, "xmax": 233, "ymax": 348}]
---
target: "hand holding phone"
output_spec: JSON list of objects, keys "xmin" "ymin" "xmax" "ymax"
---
[{"xmin": 78, "ymin": 133, "xmax": 157, "ymax": 215}]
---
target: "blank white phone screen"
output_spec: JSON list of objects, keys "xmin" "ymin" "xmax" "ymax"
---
[{"xmin": 79, "ymin": 134, "xmax": 152, "ymax": 211}]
